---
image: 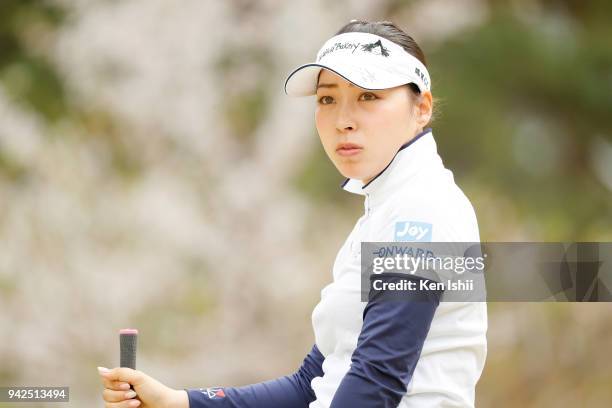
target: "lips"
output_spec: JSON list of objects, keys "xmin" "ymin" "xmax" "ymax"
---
[{"xmin": 336, "ymin": 143, "xmax": 363, "ymax": 157}]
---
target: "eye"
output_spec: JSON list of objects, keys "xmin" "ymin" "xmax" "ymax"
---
[
  {"xmin": 359, "ymin": 92, "xmax": 378, "ymax": 101},
  {"xmin": 318, "ymin": 95, "xmax": 334, "ymax": 105}
]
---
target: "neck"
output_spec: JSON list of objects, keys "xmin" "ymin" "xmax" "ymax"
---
[{"xmin": 360, "ymin": 128, "xmax": 425, "ymax": 185}]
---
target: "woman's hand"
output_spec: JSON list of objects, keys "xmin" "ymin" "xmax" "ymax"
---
[{"xmin": 97, "ymin": 366, "xmax": 188, "ymax": 408}]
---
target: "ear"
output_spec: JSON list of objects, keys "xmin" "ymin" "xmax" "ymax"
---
[{"xmin": 415, "ymin": 91, "xmax": 433, "ymax": 127}]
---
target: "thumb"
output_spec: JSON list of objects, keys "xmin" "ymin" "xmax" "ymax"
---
[{"xmin": 98, "ymin": 367, "xmax": 145, "ymax": 386}]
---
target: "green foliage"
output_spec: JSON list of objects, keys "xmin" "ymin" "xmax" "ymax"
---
[
  {"xmin": 427, "ymin": 1, "xmax": 612, "ymax": 239},
  {"xmin": 0, "ymin": 149, "xmax": 28, "ymax": 182},
  {"xmin": 224, "ymin": 86, "xmax": 270, "ymax": 142},
  {"xmin": 0, "ymin": 0, "xmax": 67, "ymax": 120},
  {"xmin": 216, "ymin": 46, "xmax": 276, "ymax": 145}
]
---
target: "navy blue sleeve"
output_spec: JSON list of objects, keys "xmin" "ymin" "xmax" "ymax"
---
[
  {"xmin": 185, "ymin": 344, "xmax": 324, "ymax": 408},
  {"xmin": 330, "ymin": 273, "xmax": 442, "ymax": 408}
]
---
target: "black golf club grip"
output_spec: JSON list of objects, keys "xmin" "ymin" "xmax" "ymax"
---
[{"xmin": 119, "ymin": 328, "xmax": 138, "ymax": 369}]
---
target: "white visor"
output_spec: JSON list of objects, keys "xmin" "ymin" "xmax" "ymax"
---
[{"xmin": 284, "ymin": 32, "xmax": 431, "ymax": 97}]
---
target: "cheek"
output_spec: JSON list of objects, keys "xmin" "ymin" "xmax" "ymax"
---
[
  {"xmin": 369, "ymin": 103, "xmax": 408, "ymax": 127},
  {"xmin": 314, "ymin": 107, "xmax": 331, "ymax": 130},
  {"xmin": 366, "ymin": 104, "xmax": 414, "ymax": 147},
  {"xmin": 314, "ymin": 108, "xmax": 323, "ymax": 129},
  {"xmin": 315, "ymin": 110, "xmax": 335, "ymax": 153}
]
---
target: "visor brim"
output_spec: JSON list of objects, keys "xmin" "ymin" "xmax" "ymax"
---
[{"xmin": 284, "ymin": 62, "xmax": 424, "ymax": 97}]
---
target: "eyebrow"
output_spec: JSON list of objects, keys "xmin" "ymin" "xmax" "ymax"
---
[{"xmin": 316, "ymin": 82, "xmax": 355, "ymax": 89}]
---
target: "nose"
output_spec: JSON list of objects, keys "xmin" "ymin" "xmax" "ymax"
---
[{"xmin": 335, "ymin": 101, "xmax": 357, "ymax": 133}]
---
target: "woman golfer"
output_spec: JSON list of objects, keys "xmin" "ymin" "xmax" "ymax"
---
[{"xmin": 98, "ymin": 20, "xmax": 487, "ymax": 408}]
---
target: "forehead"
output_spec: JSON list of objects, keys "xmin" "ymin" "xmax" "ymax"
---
[{"xmin": 317, "ymin": 69, "xmax": 361, "ymax": 90}]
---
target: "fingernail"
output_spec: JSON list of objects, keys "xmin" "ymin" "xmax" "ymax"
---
[
  {"xmin": 129, "ymin": 399, "xmax": 141, "ymax": 407},
  {"xmin": 97, "ymin": 366, "xmax": 110, "ymax": 373},
  {"xmin": 121, "ymin": 383, "xmax": 131, "ymax": 390},
  {"xmin": 125, "ymin": 391, "xmax": 137, "ymax": 399}
]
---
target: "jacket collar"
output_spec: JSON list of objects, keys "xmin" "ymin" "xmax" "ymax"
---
[{"xmin": 340, "ymin": 128, "xmax": 441, "ymax": 205}]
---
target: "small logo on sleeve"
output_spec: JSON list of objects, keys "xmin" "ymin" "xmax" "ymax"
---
[
  {"xmin": 394, "ymin": 221, "xmax": 433, "ymax": 242},
  {"xmin": 202, "ymin": 387, "xmax": 226, "ymax": 399}
]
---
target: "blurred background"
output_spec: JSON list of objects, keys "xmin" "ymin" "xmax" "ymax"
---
[{"xmin": 0, "ymin": 0, "xmax": 611, "ymax": 406}]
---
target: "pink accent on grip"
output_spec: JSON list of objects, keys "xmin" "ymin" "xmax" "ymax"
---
[{"xmin": 119, "ymin": 328, "xmax": 138, "ymax": 335}]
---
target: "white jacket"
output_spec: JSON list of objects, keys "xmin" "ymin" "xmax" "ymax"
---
[{"xmin": 309, "ymin": 129, "xmax": 488, "ymax": 407}]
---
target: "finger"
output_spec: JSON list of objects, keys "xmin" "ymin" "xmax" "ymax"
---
[
  {"xmin": 98, "ymin": 367, "xmax": 144, "ymax": 387},
  {"xmin": 106, "ymin": 380, "xmax": 132, "ymax": 391},
  {"xmin": 102, "ymin": 388, "xmax": 138, "ymax": 403},
  {"xmin": 104, "ymin": 399, "xmax": 141, "ymax": 408},
  {"xmin": 98, "ymin": 375, "xmax": 131, "ymax": 391}
]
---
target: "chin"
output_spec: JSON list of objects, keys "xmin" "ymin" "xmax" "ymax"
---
[{"xmin": 336, "ymin": 163, "xmax": 369, "ymax": 181}]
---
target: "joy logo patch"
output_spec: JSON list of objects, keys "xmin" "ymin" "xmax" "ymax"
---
[{"xmin": 394, "ymin": 221, "xmax": 432, "ymax": 242}]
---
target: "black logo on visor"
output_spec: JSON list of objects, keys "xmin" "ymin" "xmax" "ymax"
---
[{"xmin": 361, "ymin": 40, "xmax": 390, "ymax": 57}]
